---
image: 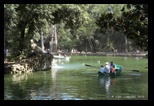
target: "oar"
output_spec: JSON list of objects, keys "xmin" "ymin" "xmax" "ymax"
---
[
  {"xmin": 85, "ymin": 64, "xmax": 98, "ymax": 68},
  {"xmin": 132, "ymin": 70, "xmax": 140, "ymax": 72},
  {"xmin": 125, "ymin": 70, "xmax": 140, "ymax": 72}
]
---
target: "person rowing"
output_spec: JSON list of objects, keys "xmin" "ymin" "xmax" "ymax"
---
[
  {"xmin": 99, "ymin": 65, "xmax": 105, "ymax": 73},
  {"xmin": 99, "ymin": 62, "xmax": 110, "ymax": 74},
  {"xmin": 111, "ymin": 65, "xmax": 116, "ymax": 73},
  {"xmin": 109, "ymin": 62, "xmax": 115, "ymax": 70}
]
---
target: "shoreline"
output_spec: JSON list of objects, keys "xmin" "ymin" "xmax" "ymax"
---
[{"xmin": 69, "ymin": 52, "xmax": 148, "ymax": 57}]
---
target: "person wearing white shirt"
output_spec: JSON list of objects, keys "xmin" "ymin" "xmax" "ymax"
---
[{"xmin": 104, "ymin": 62, "xmax": 110, "ymax": 73}]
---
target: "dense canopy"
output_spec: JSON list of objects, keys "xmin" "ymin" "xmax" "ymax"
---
[{"xmin": 4, "ymin": 4, "xmax": 148, "ymax": 59}]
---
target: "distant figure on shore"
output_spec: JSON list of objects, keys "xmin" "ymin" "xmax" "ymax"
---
[
  {"xmin": 4, "ymin": 48, "xmax": 8, "ymax": 62},
  {"xmin": 4, "ymin": 48, "xmax": 8, "ymax": 57}
]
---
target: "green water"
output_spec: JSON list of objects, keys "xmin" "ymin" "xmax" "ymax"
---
[{"xmin": 4, "ymin": 56, "xmax": 148, "ymax": 100}]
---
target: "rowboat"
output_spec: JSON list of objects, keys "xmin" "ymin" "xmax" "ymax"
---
[
  {"xmin": 54, "ymin": 55, "xmax": 66, "ymax": 59},
  {"xmin": 53, "ymin": 55, "xmax": 70, "ymax": 60},
  {"xmin": 98, "ymin": 64, "xmax": 123, "ymax": 77}
]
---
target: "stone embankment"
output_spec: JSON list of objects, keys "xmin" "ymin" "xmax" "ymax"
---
[{"xmin": 4, "ymin": 53, "xmax": 53, "ymax": 74}]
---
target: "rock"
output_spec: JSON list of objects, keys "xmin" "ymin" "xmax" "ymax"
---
[
  {"xmin": 4, "ymin": 39, "xmax": 53, "ymax": 74},
  {"xmin": 4, "ymin": 52, "xmax": 53, "ymax": 74}
]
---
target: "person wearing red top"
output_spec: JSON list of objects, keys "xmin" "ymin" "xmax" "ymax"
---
[{"xmin": 111, "ymin": 65, "xmax": 116, "ymax": 73}]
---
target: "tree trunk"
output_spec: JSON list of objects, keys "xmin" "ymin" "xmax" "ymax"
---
[
  {"xmin": 125, "ymin": 35, "xmax": 128, "ymax": 53},
  {"xmin": 50, "ymin": 25, "xmax": 58, "ymax": 53},
  {"xmin": 18, "ymin": 21, "xmax": 27, "ymax": 56},
  {"xmin": 19, "ymin": 28, "xmax": 25, "ymax": 52},
  {"xmin": 85, "ymin": 43, "xmax": 87, "ymax": 53},
  {"xmin": 4, "ymin": 25, "xmax": 6, "ymax": 49},
  {"xmin": 40, "ymin": 28, "xmax": 44, "ymax": 51}
]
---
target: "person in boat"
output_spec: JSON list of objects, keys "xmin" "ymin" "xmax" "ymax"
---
[
  {"xmin": 109, "ymin": 61, "xmax": 115, "ymax": 72},
  {"xmin": 111, "ymin": 65, "xmax": 116, "ymax": 73},
  {"xmin": 104, "ymin": 62, "xmax": 110, "ymax": 73},
  {"xmin": 99, "ymin": 65, "xmax": 105, "ymax": 73}
]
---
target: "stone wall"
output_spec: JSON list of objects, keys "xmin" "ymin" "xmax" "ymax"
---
[{"xmin": 4, "ymin": 53, "xmax": 53, "ymax": 74}]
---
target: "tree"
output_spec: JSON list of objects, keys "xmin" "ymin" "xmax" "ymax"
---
[
  {"xmin": 4, "ymin": 4, "xmax": 58, "ymax": 58},
  {"xmin": 96, "ymin": 4, "xmax": 148, "ymax": 51},
  {"xmin": 52, "ymin": 4, "xmax": 91, "ymax": 52},
  {"xmin": 4, "ymin": 4, "xmax": 18, "ymax": 49},
  {"xmin": 5, "ymin": 4, "xmax": 144, "ymax": 59}
]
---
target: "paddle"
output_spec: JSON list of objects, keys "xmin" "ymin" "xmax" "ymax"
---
[
  {"xmin": 132, "ymin": 70, "xmax": 140, "ymax": 72},
  {"xmin": 125, "ymin": 70, "xmax": 140, "ymax": 72},
  {"xmin": 85, "ymin": 64, "xmax": 98, "ymax": 68}
]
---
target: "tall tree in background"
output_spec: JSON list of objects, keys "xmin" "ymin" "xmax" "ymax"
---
[{"xmin": 96, "ymin": 4, "xmax": 148, "ymax": 51}]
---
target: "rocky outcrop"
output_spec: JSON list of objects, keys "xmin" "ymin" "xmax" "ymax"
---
[{"xmin": 4, "ymin": 52, "xmax": 53, "ymax": 74}]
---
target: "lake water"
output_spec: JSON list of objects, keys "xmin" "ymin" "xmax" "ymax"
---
[{"xmin": 4, "ymin": 56, "xmax": 148, "ymax": 100}]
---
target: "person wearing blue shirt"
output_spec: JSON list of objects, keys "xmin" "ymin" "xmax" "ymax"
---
[{"xmin": 99, "ymin": 65, "xmax": 105, "ymax": 73}]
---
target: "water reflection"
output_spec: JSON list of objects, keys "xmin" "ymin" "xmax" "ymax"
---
[
  {"xmin": 50, "ymin": 59, "xmax": 64, "ymax": 100},
  {"xmin": 12, "ymin": 72, "xmax": 33, "ymax": 83},
  {"xmin": 51, "ymin": 59, "xmax": 65, "ymax": 80},
  {"xmin": 99, "ymin": 76, "xmax": 117, "ymax": 94},
  {"xmin": 9, "ymin": 83, "xmax": 30, "ymax": 100},
  {"xmin": 99, "ymin": 76, "xmax": 110, "ymax": 94},
  {"xmin": 111, "ymin": 78, "xmax": 116, "ymax": 85},
  {"xmin": 5, "ymin": 73, "xmax": 33, "ymax": 100}
]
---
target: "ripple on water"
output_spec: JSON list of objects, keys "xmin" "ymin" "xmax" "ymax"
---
[
  {"xmin": 32, "ymin": 95, "xmax": 52, "ymax": 100},
  {"xmin": 129, "ymin": 73, "xmax": 142, "ymax": 76}
]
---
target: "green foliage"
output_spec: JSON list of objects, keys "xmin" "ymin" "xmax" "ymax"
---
[
  {"xmin": 96, "ymin": 4, "xmax": 148, "ymax": 51},
  {"xmin": 52, "ymin": 5, "xmax": 82, "ymax": 29},
  {"xmin": 4, "ymin": 4, "xmax": 57, "ymax": 57},
  {"xmin": 4, "ymin": 4, "xmax": 146, "ymax": 60}
]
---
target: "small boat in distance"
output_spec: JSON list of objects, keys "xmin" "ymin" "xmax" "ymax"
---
[
  {"xmin": 98, "ymin": 64, "xmax": 123, "ymax": 77},
  {"xmin": 53, "ymin": 55, "xmax": 70, "ymax": 61},
  {"xmin": 54, "ymin": 55, "xmax": 66, "ymax": 59}
]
